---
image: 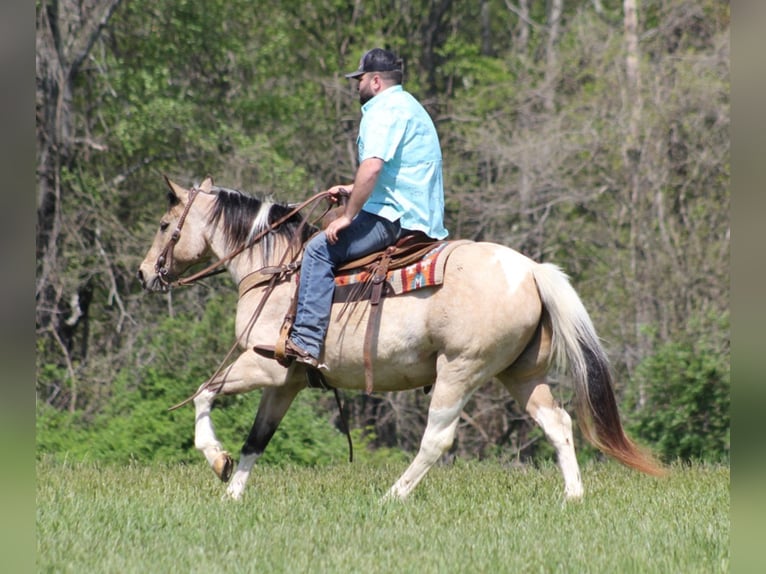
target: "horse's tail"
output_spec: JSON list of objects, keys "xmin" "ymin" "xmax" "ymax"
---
[{"xmin": 531, "ymin": 262, "xmax": 665, "ymax": 476}]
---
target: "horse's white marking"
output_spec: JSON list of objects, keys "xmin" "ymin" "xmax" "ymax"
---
[
  {"xmin": 532, "ymin": 404, "xmax": 583, "ymax": 499},
  {"xmin": 493, "ymin": 249, "xmax": 532, "ymax": 294},
  {"xmin": 249, "ymin": 200, "xmax": 274, "ymax": 244},
  {"xmin": 386, "ymin": 400, "xmax": 465, "ymax": 500},
  {"xmin": 226, "ymin": 452, "xmax": 259, "ymax": 500},
  {"xmin": 193, "ymin": 388, "xmax": 229, "ymax": 468}
]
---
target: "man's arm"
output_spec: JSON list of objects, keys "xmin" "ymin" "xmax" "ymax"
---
[{"xmin": 325, "ymin": 157, "xmax": 383, "ymax": 244}]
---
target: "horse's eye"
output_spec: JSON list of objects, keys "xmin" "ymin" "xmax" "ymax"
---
[{"xmin": 160, "ymin": 221, "xmax": 170, "ymax": 232}]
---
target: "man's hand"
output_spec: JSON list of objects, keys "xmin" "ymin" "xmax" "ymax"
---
[
  {"xmin": 325, "ymin": 213, "xmax": 353, "ymax": 245},
  {"xmin": 326, "ymin": 185, "xmax": 352, "ymax": 204}
]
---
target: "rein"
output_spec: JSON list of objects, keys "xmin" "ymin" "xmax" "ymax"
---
[
  {"xmin": 158, "ymin": 188, "xmax": 339, "ymax": 289},
  {"xmin": 163, "ymin": 187, "xmax": 354, "ymax": 463},
  {"xmin": 164, "ymin": 189, "xmax": 334, "ymax": 412}
]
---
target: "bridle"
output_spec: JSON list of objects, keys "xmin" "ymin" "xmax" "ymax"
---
[
  {"xmin": 154, "ymin": 186, "xmax": 202, "ymax": 288},
  {"xmin": 158, "ymin": 184, "xmax": 338, "ymax": 393}
]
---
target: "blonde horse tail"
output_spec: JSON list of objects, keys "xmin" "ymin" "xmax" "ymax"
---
[{"xmin": 531, "ymin": 263, "xmax": 665, "ymax": 476}]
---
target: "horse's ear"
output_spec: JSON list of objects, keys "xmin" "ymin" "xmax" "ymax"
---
[
  {"xmin": 199, "ymin": 176, "xmax": 214, "ymax": 193},
  {"xmin": 163, "ymin": 175, "xmax": 187, "ymax": 205}
]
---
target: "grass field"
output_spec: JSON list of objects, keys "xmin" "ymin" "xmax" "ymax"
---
[{"xmin": 37, "ymin": 457, "xmax": 728, "ymax": 573}]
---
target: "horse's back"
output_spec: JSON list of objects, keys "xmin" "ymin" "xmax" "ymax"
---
[{"xmin": 429, "ymin": 241, "xmax": 543, "ymax": 346}]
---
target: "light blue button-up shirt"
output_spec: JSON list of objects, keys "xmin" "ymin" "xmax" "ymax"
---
[{"xmin": 358, "ymin": 85, "xmax": 448, "ymax": 239}]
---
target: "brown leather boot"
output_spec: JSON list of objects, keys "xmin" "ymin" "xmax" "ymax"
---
[{"xmin": 253, "ymin": 339, "xmax": 319, "ymax": 369}]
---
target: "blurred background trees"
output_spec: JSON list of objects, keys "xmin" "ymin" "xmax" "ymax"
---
[{"xmin": 36, "ymin": 0, "xmax": 729, "ymax": 465}]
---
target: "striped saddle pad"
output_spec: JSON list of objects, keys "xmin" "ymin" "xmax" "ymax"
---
[{"xmin": 333, "ymin": 240, "xmax": 468, "ymax": 302}]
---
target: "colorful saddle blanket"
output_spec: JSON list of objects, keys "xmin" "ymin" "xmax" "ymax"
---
[{"xmin": 333, "ymin": 241, "xmax": 467, "ymax": 302}]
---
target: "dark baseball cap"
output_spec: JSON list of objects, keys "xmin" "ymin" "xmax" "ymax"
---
[{"xmin": 345, "ymin": 48, "xmax": 403, "ymax": 79}]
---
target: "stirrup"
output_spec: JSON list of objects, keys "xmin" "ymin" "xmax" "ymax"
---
[{"xmin": 253, "ymin": 341, "xmax": 324, "ymax": 370}]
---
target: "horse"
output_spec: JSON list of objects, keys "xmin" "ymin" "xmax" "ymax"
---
[{"xmin": 137, "ymin": 176, "xmax": 663, "ymax": 501}]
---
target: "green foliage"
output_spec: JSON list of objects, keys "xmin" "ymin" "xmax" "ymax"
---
[
  {"xmin": 36, "ymin": 294, "xmax": 353, "ymax": 466},
  {"xmin": 435, "ymin": 38, "xmax": 511, "ymax": 95},
  {"xmin": 627, "ymin": 318, "xmax": 730, "ymax": 463}
]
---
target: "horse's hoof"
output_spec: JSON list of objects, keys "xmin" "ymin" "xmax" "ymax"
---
[{"xmin": 213, "ymin": 452, "xmax": 234, "ymax": 482}]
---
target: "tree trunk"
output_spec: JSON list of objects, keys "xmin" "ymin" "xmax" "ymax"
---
[
  {"xmin": 36, "ymin": 0, "xmax": 123, "ymax": 409},
  {"xmin": 480, "ymin": 0, "xmax": 493, "ymax": 56},
  {"xmin": 623, "ymin": 0, "xmax": 649, "ymax": 405},
  {"xmin": 37, "ymin": 0, "xmax": 123, "ymax": 298},
  {"xmin": 544, "ymin": 0, "xmax": 563, "ymax": 111},
  {"xmin": 420, "ymin": 0, "xmax": 453, "ymax": 95},
  {"xmin": 509, "ymin": 0, "xmax": 530, "ymax": 55}
]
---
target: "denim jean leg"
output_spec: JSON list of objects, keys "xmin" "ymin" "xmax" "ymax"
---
[
  {"xmin": 290, "ymin": 212, "xmax": 401, "ymax": 358},
  {"xmin": 290, "ymin": 235, "xmax": 335, "ymax": 358}
]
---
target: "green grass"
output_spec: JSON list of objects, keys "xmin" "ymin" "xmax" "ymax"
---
[{"xmin": 37, "ymin": 458, "xmax": 728, "ymax": 573}]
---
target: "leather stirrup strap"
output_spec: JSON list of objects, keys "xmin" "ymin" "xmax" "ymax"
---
[
  {"xmin": 363, "ymin": 247, "xmax": 394, "ymax": 394},
  {"xmin": 275, "ymin": 281, "xmax": 300, "ymax": 364}
]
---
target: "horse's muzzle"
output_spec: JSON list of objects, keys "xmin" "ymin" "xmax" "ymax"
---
[{"xmin": 137, "ymin": 268, "xmax": 167, "ymax": 292}]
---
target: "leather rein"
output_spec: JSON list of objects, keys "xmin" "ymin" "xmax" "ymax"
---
[
  {"xmin": 159, "ymin": 186, "xmax": 336, "ymax": 411},
  {"xmin": 155, "ymin": 187, "xmax": 339, "ymax": 289},
  {"xmin": 157, "ymin": 185, "xmax": 354, "ymax": 460}
]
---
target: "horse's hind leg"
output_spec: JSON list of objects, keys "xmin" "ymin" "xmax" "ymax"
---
[
  {"xmin": 501, "ymin": 376, "xmax": 583, "ymax": 499},
  {"xmin": 385, "ymin": 367, "xmax": 479, "ymax": 501}
]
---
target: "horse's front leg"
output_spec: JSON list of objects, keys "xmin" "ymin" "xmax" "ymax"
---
[
  {"xmin": 194, "ymin": 385, "xmax": 234, "ymax": 482},
  {"xmin": 384, "ymin": 360, "xmax": 480, "ymax": 501},
  {"xmin": 193, "ymin": 349, "xmax": 292, "ymax": 483},
  {"xmin": 226, "ymin": 381, "xmax": 303, "ymax": 500}
]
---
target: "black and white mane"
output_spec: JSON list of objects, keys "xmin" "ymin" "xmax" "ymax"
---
[{"xmin": 206, "ymin": 186, "xmax": 315, "ymax": 265}]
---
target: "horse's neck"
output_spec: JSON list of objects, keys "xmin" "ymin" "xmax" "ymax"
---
[{"xmin": 211, "ymin": 232, "xmax": 300, "ymax": 286}]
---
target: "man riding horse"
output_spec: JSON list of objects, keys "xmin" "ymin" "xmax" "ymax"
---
[
  {"xmin": 137, "ymin": 49, "xmax": 664, "ymax": 502},
  {"xmin": 266, "ymin": 47, "xmax": 448, "ymax": 368}
]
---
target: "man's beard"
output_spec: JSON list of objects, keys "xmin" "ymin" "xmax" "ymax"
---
[{"xmin": 359, "ymin": 86, "xmax": 374, "ymax": 105}]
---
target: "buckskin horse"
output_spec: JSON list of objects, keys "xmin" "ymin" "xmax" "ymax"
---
[{"xmin": 137, "ymin": 176, "xmax": 663, "ymax": 501}]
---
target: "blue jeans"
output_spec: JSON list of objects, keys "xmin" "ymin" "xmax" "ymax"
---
[{"xmin": 290, "ymin": 211, "xmax": 402, "ymax": 359}]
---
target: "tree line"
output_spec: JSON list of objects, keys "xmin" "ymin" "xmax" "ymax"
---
[{"xmin": 36, "ymin": 0, "xmax": 729, "ymax": 464}]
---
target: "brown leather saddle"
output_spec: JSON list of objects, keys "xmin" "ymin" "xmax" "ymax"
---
[{"xmin": 262, "ymin": 231, "xmax": 444, "ymax": 393}]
